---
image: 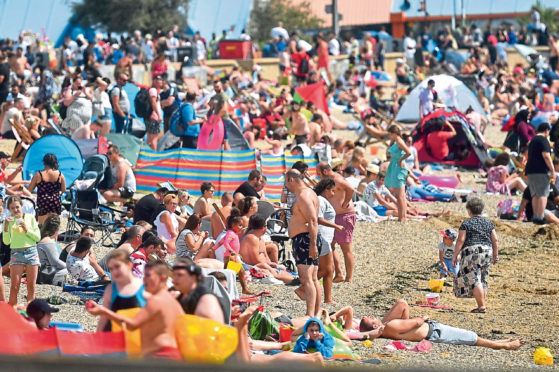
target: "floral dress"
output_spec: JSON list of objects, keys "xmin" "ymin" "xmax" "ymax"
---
[{"xmin": 486, "ymin": 165, "xmax": 510, "ymax": 195}]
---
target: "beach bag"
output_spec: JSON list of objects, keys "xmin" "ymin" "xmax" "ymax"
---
[
  {"xmin": 298, "ymin": 55, "xmax": 309, "ymax": 75},
  {"xmin": 134, "ymin": 88, "xmax": 152, "ymax": 118},
  {"xmin": 503, "ymin": 130, "xmax": 520, "ymax": 152},
  {"xmin": 37, "ymin": 264, "xmax": 56, "ymax": 285},
  {"xmin": 249, "ymin": 310, "xmax": 279, "ymax": 340}
]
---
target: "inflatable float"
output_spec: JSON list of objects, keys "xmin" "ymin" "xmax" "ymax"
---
[
  {"xmin": 197, "ymin": 114, "xmax": 225, "ymax": 150},
  {"xmin": 418, "ymin": 175, "xmax": 460, "ymax": 189}
]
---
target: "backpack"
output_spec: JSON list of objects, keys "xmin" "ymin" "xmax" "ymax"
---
[
  {"xmin": 248, "ymin": 311, "xmax": 279, "ymax": 340},
  {"xmin": 298, "ymin": 54, "xmax": 309, "ymax": 75},
  {"xmin": 134, "ymin": 88, "xmax": 152, "ymax": 118},
  {"xmin": 169, "ymin": 102, "xmax": 187, "ymax": 136}
]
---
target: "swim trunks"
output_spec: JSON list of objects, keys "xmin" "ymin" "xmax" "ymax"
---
[
  {"xmin": 333, "ymin": 211, "xmax": 356, "ymax": 245},
  {"xmin": 147, "ymin": 346, "xmax": 183, "ymax": 361},
  {"xmin": 291, "ymin": 232, "xmax": 322, "ymax": 266}
]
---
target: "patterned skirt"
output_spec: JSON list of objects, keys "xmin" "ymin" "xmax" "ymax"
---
[{"xmin": 453, "ymin": 244, "xmax": 493, "ymax": 298}]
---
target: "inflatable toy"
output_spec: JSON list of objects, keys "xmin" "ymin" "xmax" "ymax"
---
[
  {"xmin": 197, "ymin": 115, "xmax": 225, "ymax": 150},
  {"xmin": 419, "ymin": 175, "xmax": 459, "ymax": 189},
  {"xmin": 111, "ymin": 308, "xmax": 141, "ymax": 358},
  {"xmin": 175, "ymin": 314, "xmax": 238, "ymax": 363}
]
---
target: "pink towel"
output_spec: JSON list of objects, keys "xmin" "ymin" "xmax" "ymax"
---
[{"xmin": 385, "ymin": 340, "xmax": 432, "ymax": 352}]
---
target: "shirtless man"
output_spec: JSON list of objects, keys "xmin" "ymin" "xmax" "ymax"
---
[
  {"xmin": 71, "ymin": 118, "xmax": 103, "ymax": 140},
  {"xmin": 193, "ymin": 182, "xmax": 214, "ymax": 220},
  {"xmin": 13, "ymin": 47, "xmax": 29, "ymax": 83},
  {"xmin": 316, "ymin": 162, "xmax": 356, "ymax": 283},
  {"xmin": 86, "ymin": 261, "xmax": 185, "ymax": 360},
  {"xmin": 211, "ymin": 192, "xmax": 233, "ymax": 239},
  {"xmin": 285, "ymin": 169, "xmax": 322, "ymax": 317},
  {"xmin": 308, "ymin": 114, "xmax": 323, "ymax": 147},
  {"xmin": 358, "ymin": 299, "xmax": 524, "ymax": 350},
  {"xmin": 285, "ymin": 101, "xmax": 309, "ymax": 145},
  {"xmin": 239, "ymin": 215, "xmax": 293, "ymax": 283}
]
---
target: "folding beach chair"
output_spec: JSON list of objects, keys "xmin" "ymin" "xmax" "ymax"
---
[{"xmin": 9, "ymin": 118, "xmax": 34, "ymax": 162}]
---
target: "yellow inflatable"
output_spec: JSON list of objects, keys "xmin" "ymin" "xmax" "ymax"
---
[
  {"xmin": 175, "ymin": 314, "xmax": 238, "ymax": 363},
  {"xmin": 111, "ymin": 308, "xmax": 142, "ymax": 358}
]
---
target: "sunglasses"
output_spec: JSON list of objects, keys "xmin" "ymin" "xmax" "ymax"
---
[{"xmin": 106, "ymin": 152, "xmax": 113, "ymax": 156}]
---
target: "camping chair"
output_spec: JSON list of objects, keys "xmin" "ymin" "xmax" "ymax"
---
[
  {"xmin": 256, "ymin": 200, "xmax": 294, "ymax": 272},
  {"xmin": 353, "ymin": 113, "xmax": 390, "ymax": 148},
  {"xmin": 66, "ymin": 189, "xmax": 123, "ymax": 246},
  {"xmin": 9, "ymin": 118, "xmax": 34, "ymax": 162}
]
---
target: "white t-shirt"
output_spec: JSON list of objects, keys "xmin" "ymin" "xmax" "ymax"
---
[
  {"xmin": 66, "ymin": 253, "xmax": 100, "ymax": 281},
  {"xmin": 419, "ymin": 88, "xmax": 434, "ymax": 117},
  {"xmin": 318, "ymin": 195, "xmax": 336, "ymax": 245},
  {"xmin": 328, "ymin": 38, "xmax": 340, "ymax": 56},
  {"xmin": 438, "ymin": 241, "xmax": 456, "ymax": 260},
  {"xmin": 1, "ymin": 107, "xmax": 22, "ymax": 135},
  {"xmin": 363, "ymin": 180, "xmax": 391, "ymax": 208},
  {"xmin": 403, "ymin": 37, "xmax": 417, "ymax": 60}
]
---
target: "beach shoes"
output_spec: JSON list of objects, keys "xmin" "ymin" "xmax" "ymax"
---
[
  {"xmin": 470, "ymin": 307, "xmax": 486, "ymax": 313},
  {"xmin": 47, "ymin": 295, "xmax": 68, "ymax": 305}
]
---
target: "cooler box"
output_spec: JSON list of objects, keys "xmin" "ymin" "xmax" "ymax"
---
[{"xmin": 219, "ymin": 40, "xmax": 252, "ymax": 60}]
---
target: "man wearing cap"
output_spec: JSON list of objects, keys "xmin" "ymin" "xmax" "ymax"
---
[
  {"xmin": 438, "ymin": 228, "xmax": 458, "ymax": 279},
  {"xmin": 111, "ymin": 73, "xmax": 131, "ymax": 134},
  {"xmin": 525, "ymin": 122, "xmax": 556, "ymax": 224},
  {"xmin": 27, "ymin": 299, "xmax": 59, "ymax": 330},
  {"xmin": 357, "ymin": 163, "xmax": 379, "ymax": 196}
]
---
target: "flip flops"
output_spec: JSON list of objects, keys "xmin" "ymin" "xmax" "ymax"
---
[{"xmin": 471, "ymin": 307, "xmax": 487, "ymax": 313}]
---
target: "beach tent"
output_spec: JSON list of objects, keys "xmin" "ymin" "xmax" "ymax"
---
[
  {"xmin": 411, "ymin": 108, "xmax": 490, "ymax": 168},
  {"xmin": 104, "ymin": 133, "xmax": 142, "ymax": 166},
  {"xmin": 396, "ymin": 74, "xmax": 485, "ymax": 123},
  {"xmin": 22, "ymin": 134, "xmax": 83, "ymax": 185}
]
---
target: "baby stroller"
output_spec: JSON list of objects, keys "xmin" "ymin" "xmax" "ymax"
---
[
  {"xmin": 64, "ymin": 155, "xmax": 123, "ymax": 246},
  {"xmin": 256, "ymin": 200, "xmax": 295, "ymax": 273}
]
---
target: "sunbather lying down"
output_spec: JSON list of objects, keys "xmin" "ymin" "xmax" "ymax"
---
[{"xmin": 288, "ymin": 299, "xmax": 523, "ymax": 350}]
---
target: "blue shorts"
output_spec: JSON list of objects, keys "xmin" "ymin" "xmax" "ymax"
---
[
  {"xmin": 440, "ymin": 258, "xmax": 458, "ymax": 276},
  {"xmin": 426, "ymin": 321, "xmax": 478, "ymax": 346},
  {"xmin": 11, "ymin": 246, "xmax": 40, "ymax": 266},
  {"xmin": 97, "ymin": 107, "xmax": 112, "ymax": 121},
  {"xmin": 373, "ymin": 205, "xmax": 387, "ymax": 217}
]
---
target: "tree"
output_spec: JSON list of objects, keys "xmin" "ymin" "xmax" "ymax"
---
[
  {"xmin": 518, "ymin": 0, "xmax": 559, "ymax": 33},
  {"xmin": 71, "ymin": 0, "xmax": 189, "ymax": 34},
  {"xmin": 248, "ymin": 0, "xmax": 323, "ymax": 44}
]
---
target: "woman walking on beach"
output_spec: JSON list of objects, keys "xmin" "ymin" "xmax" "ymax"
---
[
  {"xmin": 384, "ymin": 125, "xmax": 412, "ymax": 222},
  {"xmin": 96, "ymin": 249, "xmax": 146, "ymax": 331},
  {"xmin": 452, "ymin": 197, "xmax": 498, "ymax": 313},
  {"xmin": 27, "ymin": 153, "xmax": 66, "ymax": 225}
]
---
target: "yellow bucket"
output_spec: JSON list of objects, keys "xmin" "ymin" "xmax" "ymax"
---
[
  {"xmin": 429, "ymin": 279, "xmax": 445, "ymax": 293},
  {"xmin": 226, "ymin": 260, "xmax": 242, "ymax": 274}
]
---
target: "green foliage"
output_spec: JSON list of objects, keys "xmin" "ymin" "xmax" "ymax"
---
[
  {"xmin": 249, "ymin": 0, "xmax": 324, "ymax": 43},
  {"xmin": 517, "ymin": 0, "xmax": 559, "ymax": 33},
  {"xmin": 71, "ymin": 0, "xmax": 189, "ymax": 34}
]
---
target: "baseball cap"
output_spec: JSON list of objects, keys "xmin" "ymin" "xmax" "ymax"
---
[
  {"xmin": 153, "ymin": 75, "xmax": 163, "ymax": 80},
  {"xmin": 366, "ymin": 163, "xmax": 379, "ymax": 175},
  {"xmin": 27, "ymin": 299, "xmax": 59, "ymax": 318},
  {"xmin": 440, "ymin": 228, "xmax": 457, "ymax": 241},
  {"xmin": 0, "ymin": 151, "xmax": 10, "ymax": 159}
]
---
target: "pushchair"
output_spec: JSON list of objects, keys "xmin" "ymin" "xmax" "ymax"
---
[
  {"xmin": 64, "ymin": 154, "xmax": 123, "ymax": 246},
  {"xmin": 256, "ymin": 200, "xmax": 295, "ymax": 273}
]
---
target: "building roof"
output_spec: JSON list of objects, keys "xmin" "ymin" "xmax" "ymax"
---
[
  {"xmin": 390, "ymin": 0, "xmax": 559, "ymax": 18},
  {"xmin": 291, "ymin": 0, "xmax": 392, "ymax": 27}
]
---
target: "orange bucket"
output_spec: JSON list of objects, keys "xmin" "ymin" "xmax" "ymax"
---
[
  {"xmin": 279, "ymin": 324, "xmax": 295, "ymax": 342},
  {"xmin": 370, "ymin": 145, "xmax": 379, "ymax": 155}
]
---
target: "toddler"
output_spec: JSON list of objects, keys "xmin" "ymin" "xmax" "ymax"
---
[{"xmin": 438, "ymin": 228, "xmax": 458, "ymax": 279}]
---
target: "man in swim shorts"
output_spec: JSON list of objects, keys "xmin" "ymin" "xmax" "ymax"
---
[
  {"xmin": 316, "ymin": 162, "xmax": 356, "ymax": 282},
  {"xmin": 285, "ymin": 169, "xmax": 322, "ymax": 317},
  {"xmin": 85, "ymin": 261, "xmax": 184, "ymax": 360},
  {"xmin": 358, "ymin": 299, "xmax": 524, "ymax": 350}
]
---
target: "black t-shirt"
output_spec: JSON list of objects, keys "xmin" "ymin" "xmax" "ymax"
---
[
  {"xmin": 159, "ymin": 86, "xmax": 180, "ymax": 117},
  {"xmin": 234, "ymin": 181, "xmax": 260, "ymax": 199},
  {"xmin": 0, "ymin": 62, "xmax": 10, "ymax": 94},
  {"xmin": 522, "ymin": 184, "xmax": 559, "ymax": 221},
  {"xmin": 179, "ymin": 284, "xmax": 226, "ymax": 323},
  {"xmin": 525, "ymin": 135, "xmax": 551, "ymax": 175},
  {"xmin": 134, "ymin": 193, "xmax": 164, "ymax": 225}
]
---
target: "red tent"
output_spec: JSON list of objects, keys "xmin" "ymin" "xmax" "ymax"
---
[{"xmin": 294, "ymin": 82, "xmax": 329, "ymax": 115}]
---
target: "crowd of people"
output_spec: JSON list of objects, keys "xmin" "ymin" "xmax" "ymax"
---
[{"xmin": 1, "ymin": 14, "xmax": 557, "ymax": 364}]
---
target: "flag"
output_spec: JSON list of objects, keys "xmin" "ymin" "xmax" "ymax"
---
[{"xmin": 294, "ymin": 82, "xmax": 329, "ymax": 115}]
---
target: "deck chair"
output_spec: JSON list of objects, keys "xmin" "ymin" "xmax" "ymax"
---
[{"xmin": 9, "ymin": 118, "xmax": 34, "ymax": 162}]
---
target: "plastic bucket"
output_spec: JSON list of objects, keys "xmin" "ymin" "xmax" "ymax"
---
[
  {"xmin": 279, "ymin": 324, "xmax": 295, "ymax": 342},
  {"xmin": 429, "ymin": 279, "xmax": 444, "ymax": 293},
  {"xmin": 226, "ymin": 260, "xmax": 242, "ymax": 274},
  {"xmin": 426, "ymin": 293, "xmax": 440, "ymax": 305},
  {"xmin": 370, "ymin": 145, "xmax": 379, "ymax": 155}
]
